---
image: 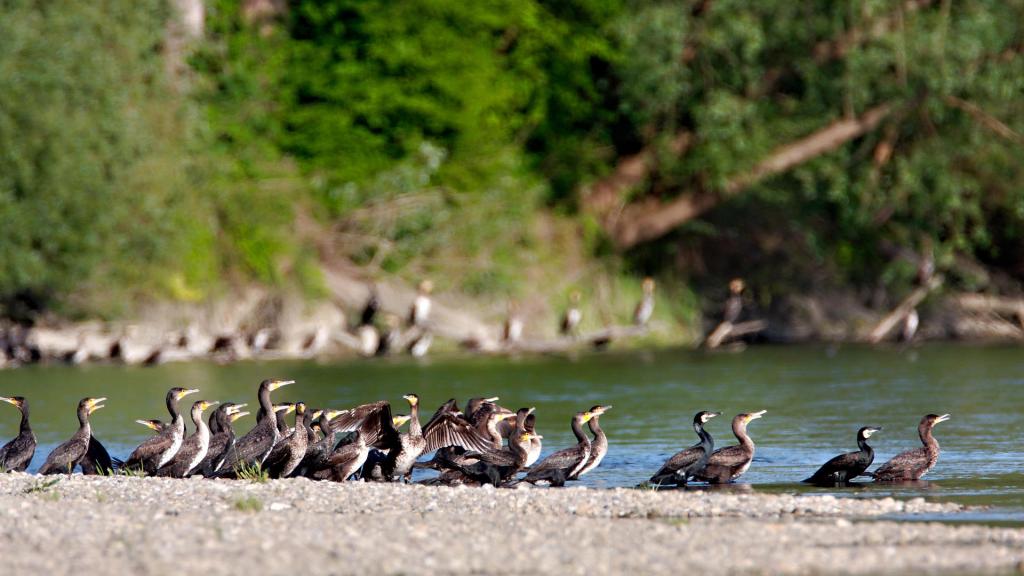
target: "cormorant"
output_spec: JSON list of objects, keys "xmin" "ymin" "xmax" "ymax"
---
[
  {"xmin": 0, "ymin": 396, "xmax": 35, "ymax": 472},
  {"xmin": 649, "ymin": 411, "xmax": 720, "ymax": 487},
  {"xmin": 156, "ymin": 400, "xmax": 218, "ymax": 478},
  {"xmin": 523, "ymin": 411, "xmax": 542, "ymax": 467},
  {"xmin": 264, "ymin": 402, "xmax": 310, "ymax": 478},
  {"xmin": 723, "ymin": 278, "xmax": 745, "ymax": 324},
  {"xmin": 380, "ymin": 394, "xmax": 426, "ymax": 482},
  {"xmin": 317, "ymin": 412, "xmax": 410, "ymax": 482},
  {"xmin": 407, "ymin": 330, "xmax": 433, "ymax": 357},
  {"xmin": 198, "ymin": 404, "xmax": 248, "ymax": 477},
  {"xmin": 803, "ymin": 426, "xmax": 882, "ymax": 485},
  {"xmin": 79, "ymin": 436, "xmax": 115, "ymax": 475},
  {"xmin": 360, "ymin": 286, "xmax": 380, "ymax": 327},
  {"xmin": 408, "ymin": 280, "xmax": 433, "ymax": 328},
  {"xmin": 423, "ymin": 402, "xmax": 515, "ymax": 454},
  {"xmin": 38, "ymin": 397, "xmax": 105, "ymax": 475},
  {"xmin": 124, "ymin": 387, "xmax": 199, "ymax": 475},
  {"xmin": 273, "ymin": 402, "xmax": 296, "ymax": 437},
  {"xmin": 217, "ymin": 379, "xmax": 294, "ymax": 474},
  {"xmin": 573, "ymin": 405, "xmax": 611, "ymax": 479},
  {"xmin": 434, "ymin": 430, "xmax": 537, "ymax": 487},
  {"xmin": 522, "ymin": 410, "xmax": 594, "ymax": 487},
  {"xmin": 872, "ymin": 414, "xmax": 949, "ymax": 481},
  {"xmin": 633, "ymin": 278, "xmax": 656, "ymax": 327},
  {"xmin": 296, "ymin": 409, "xmax": 344, "ymax": 477},
  {"xmin": 560, "ymin": 291, "xmax": 582, "ymax": 337},
  {"xmin": 503, "ymin": 301, "xmax": 523, "ymax": 343},
  {"xmin": 692, "ymin": 410, "xmax": 765, "ymax": 484}
]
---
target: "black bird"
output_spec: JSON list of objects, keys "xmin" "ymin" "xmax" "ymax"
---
[
  {"xmin": 380, "ymin": 394, "xmax": 426, "ymax": 482},
  {"xmin": 692, "ymin": 410, "xmax": 765, "ymax": 484},
  {"xmin": 296, "ymin": 409, "xmax": 345, "ymax": 478},
  {"xmin": 423, "ymin": 402, "xmax": 515, "ymax": 454},
  {"xmin": 573, "ymin": 405, "xmax": 612, "ymax": 480},
  {"xmin": 872, "ymin": 414, "xmax": 949, "ymax": 481},
  {"xmin": 522, "ymin": 410, "xmax": 594, "ymax": 487},
  {"xmin": 316, "ymin": 413, "xmax": 411, "ymax": 482},
  {"xmin": 433, "ymin": 430, "xmax": 538, "ymax": 487},
  {"xmin": 38, "ymin": 397, "xmax": 106, "ymax": 475},
  {"xmin": 264, "ymin": 402, "xmax": 310, "ymax": 479},
  {"xmin": 0, "ymin": 396, "xmax": 35, "ymax": 472},
  {"xmin": 218, "ymin": 379, "xmax": 294, "ymax": 474},
  {"xmin": 803, "ymin": 426, "xmax": 882, "ymax": 485},
  {"xmin": 649, "ymin": 411, "xmax": 720, "ymax": 487},
  {"xmin": 524, "ymin": 411, "xmax": 542, "ymax": 467},
  {"xmin": 156, "ymin": 400, "xmax": 218, "ymax": 478},
  {"xmin": 723, "ymin": 278, "xmax": 745, "ymax": 324},
  {"xmin": 79, "ymin": 436, "xmax": 115, "ymax": 475},
  {"xmin": 198, "ymin": 404, "xmax": 248, "ymax": 477},
  {"xmin": 124, "ymin": 387, "xmax": 199, "ymax": 475},
  {"xmin": 560, "ymin": 291, "xmax": 582, "ymax": 337}
]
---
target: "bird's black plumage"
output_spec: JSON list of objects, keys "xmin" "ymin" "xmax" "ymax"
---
[
  {"xmin": 0, "ymin": 396, "xmax": 35, "ymax": 472},
  {"xmin": 803, "ymin": 426, "xmax": 881, "ymax": 485},
  {"xmin": 38, "ymin": 397, "xmax": 105, "ymax": 475}
]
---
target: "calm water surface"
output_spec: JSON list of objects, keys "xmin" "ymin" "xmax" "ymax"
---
[{"xmin": 1, "ymin": 344, "xmax": 1021, "ymax": 524}]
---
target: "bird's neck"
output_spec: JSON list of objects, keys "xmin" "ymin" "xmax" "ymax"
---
[
  {"xmin": 588, "ymin": 416, "xmax": 604, "ymax": 442},
  {"xmin": 18, "ymin": 407, "xmax": 31, "ymax": 434},
  {"xmin": 857, "ymin": 435, "xmax": 872, "ymax": 454},
  {"xmin": 409, "ymin": 403, "xmax": 421, "ymax": 436},
  {"xmin": 571, "ymin": 418, "xmax": 590, "ymax": 446},
  {"xmin": 694, "ymin": 420, "xmax": 714, "ymax": 453},
  {"xmin": 258, "ymin": 388, "xmax": 273, "ymax": 423},
  {"xmin": 919, "ymin": 424, "xmax": 939, "ymax": 454},
  {"xmin": 733, "ymin": 421, "xmax": 754, "ymax": 453},
  {"xmin": 76, "ymin": 408, "xmax": 92, "ymax": 436},
  {"xmin": 193, "ymin": 409, "xmax": 209, "ymax": 440}
]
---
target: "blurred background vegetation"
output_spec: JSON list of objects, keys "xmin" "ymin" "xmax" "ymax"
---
[{"xmin": 1, "ymin": 0, "xmax": 1022, "ymax": 332}]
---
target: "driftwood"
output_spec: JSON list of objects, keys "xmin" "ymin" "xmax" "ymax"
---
[
  {"xmin": 866, "ymin": 277, "xmax": 943, "ymax": 343},
  {"xmin": 703, "ymin": 320, "xmax": 768, "ymax": 349}
]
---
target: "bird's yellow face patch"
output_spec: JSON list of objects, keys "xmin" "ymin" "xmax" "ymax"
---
[
  {"xmin": 177, "ymin": 388, "xmax": 200, "ymax": 400},
  {"xmin": 268, "ymin": 380, "xmax": 295, "ymax": 391},
  {"xmin": 87, "ymin": 397, "xmax": 107, "ymax": 413}
]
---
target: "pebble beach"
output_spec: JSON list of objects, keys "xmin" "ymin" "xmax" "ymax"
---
[{"xmin": 1, "ymin": 473, "xmax": 1022, "ymax": 575}]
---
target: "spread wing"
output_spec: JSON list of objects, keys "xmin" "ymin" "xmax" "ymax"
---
[
  {"xmin": 330, "ymin": 401, "xmax": 389, "ymax": 433},
  {"xmin": 80, "ymin": 437, "xmax": 114, "ymax": 474},
  {"xmin": 423, "ymin": 413, "xmax": 498, "ymax": 453},
  {"xmin": 422, "ymin": 399, "xmax": 459, "ymax": 436}
]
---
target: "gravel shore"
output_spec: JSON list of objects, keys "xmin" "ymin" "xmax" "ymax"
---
[{"xmin": 0, "ymin": 473, "xmax": 1021, "ymax": 575}]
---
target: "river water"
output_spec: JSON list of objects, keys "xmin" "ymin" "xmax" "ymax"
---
[{"xmin": 1, "ymin": 344, "xmax": 1021, "ymax": 524}]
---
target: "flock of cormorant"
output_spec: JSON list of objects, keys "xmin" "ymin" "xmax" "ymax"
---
[{"xmin": 0, "ymin": 382, "xmax": 947, "ymax": 486}]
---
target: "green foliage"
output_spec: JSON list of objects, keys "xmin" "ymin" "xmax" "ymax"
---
[
  {"xmin": 235, "ymin": 463, "xmax": 269, "ymax": 483},
  {"xmin": 232, "ymin": 496, "xmax": 263, "ymax": 512}
]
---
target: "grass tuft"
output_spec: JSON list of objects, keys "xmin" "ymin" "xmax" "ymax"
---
[{"xmin": 233, "ymin": 497, "xmax": 263, "ymax": 513}]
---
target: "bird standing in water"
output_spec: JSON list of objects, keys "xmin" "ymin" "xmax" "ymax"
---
[
  {"xmin": 38, "ymin": 397, "xmax": 105, "ymax": 475},
  {"xmin": 0, "ymin": 396, "xmax": 35, "ymax": 472},
  {"xmin": 872, "ymin": 414, "xmax": 949, "ymax": 481},
  {"xmin": 804, "ymin": 426, "xmax": 882, "ymax": 485},
  {"xmin": 692, "ymin": 410, "xmax": 765, "ymax": 484},
  {"xmin": 522, "ymin": 410, "xmax": 594, "ymax": 486},
  {"xmin": 573, "ymin": 405, "xmax": 611, "ymax": 480},
  {"xmin": 649, "ymin": 410, "xmax": 720, "ymax": 487}
]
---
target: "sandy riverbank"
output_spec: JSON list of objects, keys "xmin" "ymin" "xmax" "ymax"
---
[{"xmin": 1, "ymin": 474, "xmax": 1022, "ymax": 575}]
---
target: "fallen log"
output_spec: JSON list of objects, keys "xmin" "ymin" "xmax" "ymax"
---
[
  {"xmin": 703, "ymin": 320, "xmax": 768, "ymax": 349},
  {"xmin": 866, "ymin": 277, "xmax": 942, "ymax": 343}
]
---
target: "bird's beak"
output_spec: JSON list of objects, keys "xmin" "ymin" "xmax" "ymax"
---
[
  {"xmin": 499, "ymin": 412, "xmax": 517, "ymax": 421},
  {"xmin": 178, "ymin": 388, "xmax": 200, "ymax": 400},
  {"xmin": 596, "ymin": 405, "xmax": 612, "ymax": 414},
  {"xmin": 89, "ymin": 397, "xmax": 107, "ymax": 413},
  {"xmin": 710, "ymin": 411, "xmax": 722, "ymax": 418},
  {"xmin": 135, "ymin": 419, "xmax": 160, "ymax": 431},
  {"xmin": 230, "ymin": 411, "xmax": 250, "ymax": 422},
  {"xmin": 0, "ymin": 396, "xmax": 17, "ymax": 406},
  {"xmin": 485, "ymin": 396, "xmax": 499, "ymax": 403},
  {"xmin": 226, "ymin": 404, "xmax": 246, "ymax": 415},
  {"xmin": 532, "ymin": 433, "xmax": 543, "ymax": 440},
  {"xmin": 311, "ymin": 410, "xmax": 323, "ymax": 420},
  {"xmin": 527, "ymin": 407, "xmax": 536, "ymax": 415},
  {"xmin": 748, "ymin": 410, "xmax": 767, "ymax": 421},
  {"xmin": 203, "ymin": 401, "xmax": 219, "ymax": 410},
  {"xmin": 935, "ymin": 414, "xmax": 951, "ymax": 424},
  {"xmin": 274, "ymin": 404, "xmax": 294, "ymax": 413},
  {"xmin": 269, "ymin": 380, "xmax": 295, "ymax": 391},
  {"xmin": 327, "ymin": 409, "xmax": 347, "ymax": 419},
  {"xmin": 402, "ymin": 394, "xmax": 418, "ymax": 406}
]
